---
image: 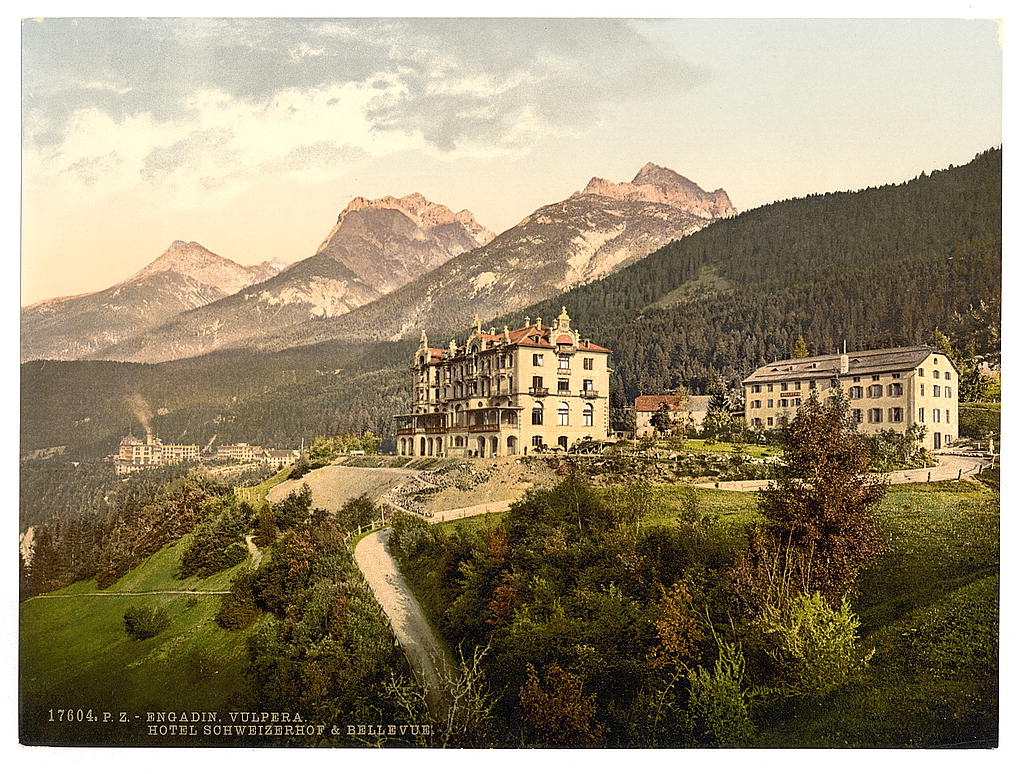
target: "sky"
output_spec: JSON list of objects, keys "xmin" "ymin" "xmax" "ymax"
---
[{"xmin": 20, "ymin": 16, "xmax": 1003, "ymax": 305}]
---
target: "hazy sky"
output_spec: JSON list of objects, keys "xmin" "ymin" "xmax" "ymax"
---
[{"xmin": 21, "ymin": 17, "xmax": 1002, "ymax": 304}]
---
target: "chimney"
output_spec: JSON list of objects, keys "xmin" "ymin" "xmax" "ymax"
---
[
  {"xmin": 146, "ymin": 431, "xmax": 155, "ymax": 446},
  {"xmin": 839, "ymin": 340, "xmax": 849, "ymax": 374}
]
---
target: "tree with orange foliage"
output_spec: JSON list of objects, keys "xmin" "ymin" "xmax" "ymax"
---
[{"xmin": 519, "ymin": 663, "xmax": 604, "ymax": 747}]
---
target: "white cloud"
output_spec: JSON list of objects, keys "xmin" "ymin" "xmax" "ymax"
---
[{"xmin": 24, "ymin": 69, "xmax": 568, "ymax": 210}]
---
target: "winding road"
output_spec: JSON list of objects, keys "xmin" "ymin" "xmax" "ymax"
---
[{"xmin": 354, "ymin": 528, "xmax": 457, "ymax": 721}]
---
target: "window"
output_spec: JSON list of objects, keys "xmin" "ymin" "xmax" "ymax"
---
[
  {"xmin": 868, "ymin": 384, "xmax": 882, "ymax": 398},
  {"xmin": 753, "ymin": 418, "xmax": 763, "ymax": 428},
  {"xmin": 533, "ymin": 353, "xmax": 543, "ymax": 366},
  {"xmin": 945, "ymin": 435, "xmax": 952, "ymax": 445},
  {"xmin": 872, "ymin": 374, "xmax": 880, "ymax": 381},
  {"xmin": 944, "ymin": 386, "xmax": 952, "ymax": 398},
  {"xmin": 794, "ymin": 381, "xmax": 801, "ymax": 390},
  {"xmin": 853, "ymin": 376, "xmax": 861, "ymax": 383},
  {"xmin": 852, "ymin": 409, "xmax": 863, "ymax": 424},
  {"xmin": 751, "ymin": 385, "xmax": 761, "ymax": 394},
  {"xmin": 933, "ymin": 385, "xmax": 941, "ymax": 397},
  {"xmin": 888, "ymin": 383, "xmax": 903, "ymax": 397},
  {"xmin": 767, "ymin": 417, "xmax": 774, "ymax": 427},
  {"xmin": 583, "ymin": 379, "xmax": 593, "ymax": 392},
  {"xmin": 892, "ymin": 373, "xmax": 901, "ymax": 379},
  {"xmin": 767, "ymin": 399, "xmax": 774, "ymax": 408},
  {"xmin": 945, "ymin": 371, "xmax": 951, "ymax": 380},
  {"xmin": 532, "ymin": 375, "xmax": 544, "ymax": 390},
  {"xmin": 583, "ymin": 403, "xmax": 594, "ymax": 427},
  {"xmin": 583, "ymin": 358, "xmax": 594, "ymax": 370},
  {"xmin": 920, "ymin": 384, "xmax": 925, "ymax": 396},
  {"xmin": 794, "ymin": 397, "xmax": 802, "ymax": 406},
  {"xmin": 780, "ymin": 382, "xmax": 788, "ymax": 391},
  {"xmin": 532, "ymin": 435, "xmax": 543, "ymax": 449},
  {"xmin": 918, "ymin": 368, "xmax": 925, "ymax": 376},
  {"xmin": 849, "ymin": 386, "xmax": 863, "ymax": 399},
  {"xmin": 919, "ymin": 408, "xmax": 925, "ymax": 422},
  {"xmin": 532, "ymin": 401, "xmax": 544, "ymax": 425},
  {"xmin": 869, "ymin": 408, "xmax": 883, "ymax": 423},
  {"xmin": 557, "ymin": 379, "xmax": 570, "ymax": 392},
  {"xmin": 558, "ymin": 402, "xmax": 569, "ymax": 426},
  {"xmin": 890, "ymin": 407, "xmax": 904, "ymax": 423},
  {"xmin": 557, "ymin": 436, "xmax": 569, "ymax": 450},
  {"xmin": 780, "ymin": 399, "xmax": 788, "ymax": 408},
  {"xmin": 768, "ymin": 384, "xmax": 774, "ymax": 392},
  {"xmin": 946, "ymin": 409, "xmax": 951, "ymax": 423},
  {"xmin": 752, "ymin": 400, "xmax": 762, "ymax": 409},
  {"xmin": 933, "ymin": 370, "xmax": 940, "ymax": 379},
  {"xmin": 559, "ymin": 355, "xmax": 570, "ymax": 370},
  {"xmin": 933, "ymin": 409, "xmax": 941, "ymax": 422}
]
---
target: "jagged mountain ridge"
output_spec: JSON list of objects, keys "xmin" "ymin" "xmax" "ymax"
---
[
  {"xmin": 20, "ymin": 241, "xmax": 283, "ymax": 361},
  {"xmin": 316, "ymin": 192, "xmax": 495, "ymax": 293},
  {"xmin": 90, "ymin": 193, "xmax": 495, "ymax": 363},
  {"xmin": 247, "ymin": 164, "xmax": 731, "ymax": 352},
  {"xmin": 101, "ymin": 163, "xmax": 731, "ymax": 361}
]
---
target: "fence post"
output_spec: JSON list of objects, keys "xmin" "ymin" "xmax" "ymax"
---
[
  {"xmin": 957, "ymin": 469, "xmax": 962, "ymax": 481},
  {"xmin": 927, "ymin": 471, "xmax": 931, "ymax": 482}
]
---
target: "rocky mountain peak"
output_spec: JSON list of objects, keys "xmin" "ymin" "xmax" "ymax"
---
[{"xmin": 578, "ymin": 163, "xmax": 737, "ymax": 219}]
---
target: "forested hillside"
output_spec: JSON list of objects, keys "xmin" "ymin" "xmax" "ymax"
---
[
  {"xmin": 497, "ymin": 148, "xmax": 1001, "ymax": 396},
  {"xmin": 20, "ymin": 150, "xmax": 1000, "ymax": 458}
]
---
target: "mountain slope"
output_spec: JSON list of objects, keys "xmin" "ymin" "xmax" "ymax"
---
[
  {"xmin": 93, "ymin": 194, "xmax": 494, "ymax": 363},
  {"xmin": 21, "ymin": 241, "xmax": 281, "ymax": 361},
  {"xmin": 504, "ymin": 149, "xmax": 1002, "ymax": 397},
  {"xmin": 247, "ymin": 164, "xmax": 731, "ymax": 351}
]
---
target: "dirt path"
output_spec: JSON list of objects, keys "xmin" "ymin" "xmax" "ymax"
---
[
  {"xmin": 354, "ymin": 528, "xmax": 455, "ymax": 721},
  {"xmin": 27, "ymin": 590, "xmax": 231, "ymax": 599},
  {"xmin": 694, "ymin": 454, "xmax": 993, "ymax": 491},
  {"xmin": 244, "ymin": 535, "xmax": 263, "ymax": 568}
]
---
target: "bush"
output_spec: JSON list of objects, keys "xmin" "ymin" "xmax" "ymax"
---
[
  {"xmin": 123, "ymin": 605, "xmax": 171, "ymax": 640},
  {"xmin": 216, "ymin": 570, "xmax": 259, "ymax": 630},
  {"xmin": 686, "ymin": 640, "xmax": 755, "ymax": 746},
  {"xmin": 757, "ymin": 591, "xmax": 870, "ymax": 695}
]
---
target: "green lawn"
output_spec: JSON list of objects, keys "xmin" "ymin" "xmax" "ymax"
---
[
  {"xmin": 756, "ymin": 477, "xmax": 999, "ymax": 747},
  {"xmin": 20, "ymin": 538, "xmax": 256, "ymax": 746},
  {"xmin": 436, "ymin": 510, "xmax": 508, "ymax": 537},
  {"xmin": 234, "ymin": 465, "xmax": 292, "ymax": 505}
]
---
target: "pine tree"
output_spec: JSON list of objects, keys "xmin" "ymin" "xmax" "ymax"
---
[{"xmin": 793, "ymin": 334, "xmax": 809, "ymax": 358}]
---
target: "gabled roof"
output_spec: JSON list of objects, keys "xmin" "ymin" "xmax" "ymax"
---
[{"xmin": 742, "ymin": 345, "xmax": 945, "ymax": 384}]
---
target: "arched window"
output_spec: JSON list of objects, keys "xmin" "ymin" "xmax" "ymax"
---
[
  {"xmin": 583, "ymin": 403, "xmax": 594, "ymax": 427},
  {"xmin": 557, "ymin": 436, "xmax": 568, "ymax": 450},
  {"xmin": 558, "ymin": 402, "xmax": 569, "ymax": 426},
  {"xmin": 532, "ymin": 435, "xmax": 544, "ymax": 449},
  {"xmin": 532, "ymin": 401, "xmax": 544, "ymax": 425}
]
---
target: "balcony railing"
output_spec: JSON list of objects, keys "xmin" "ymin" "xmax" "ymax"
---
[
  {"xmin": 529, "ymin": 387, "xmax": 549, "ymax": 396},
  {"xmin": 557, "ymin": 368, "xmax": 572, "ymax": 375},
  {"xmin": 580, "ymin": 390, "xmax": 599, "ymax": 398},
  {"xmin": 556, "ymin": 390, "xmax": 572, "ymax": 397}
]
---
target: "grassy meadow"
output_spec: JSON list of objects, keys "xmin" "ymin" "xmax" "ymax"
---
[{"xmin": 20, "ymin": 538, "xmax": 256, "ymax": 746}]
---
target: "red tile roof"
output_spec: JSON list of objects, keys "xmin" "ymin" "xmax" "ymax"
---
[{"xmin": 634, "ymin": 395, "xmax": 682, "ymax": 413}]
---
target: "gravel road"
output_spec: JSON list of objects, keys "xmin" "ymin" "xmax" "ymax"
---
[{"xmin": 354, "ymin": 528, "xmax": 455, "ymax": 721}]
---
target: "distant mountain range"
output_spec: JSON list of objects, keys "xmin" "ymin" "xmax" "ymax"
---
[
  {"xmin": 55, "ymin": 192, "xmax": 497, "ymax": 363},
  {"xmin": 79, "ymin": 163, "xmax": 733, "ymax": 362},
  {"xmin": 20, "ymin": 241, "xmax": 284, "ymax": 361}
]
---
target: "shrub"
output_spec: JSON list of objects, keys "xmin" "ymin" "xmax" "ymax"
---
[
  {"xmin": 216, "ymin": 569, "xmax": 259, "ymax": 630},
  {"xmin": 685, "ymin": 640, "xmax": 755, "ymax": 746},
  {"xmin": 757, "ymin": 591, "xmax": 870, "ymax": 694},
  {"xmin": 123, "ymin": 605, "xmax": 171, "ymax": 640}
]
